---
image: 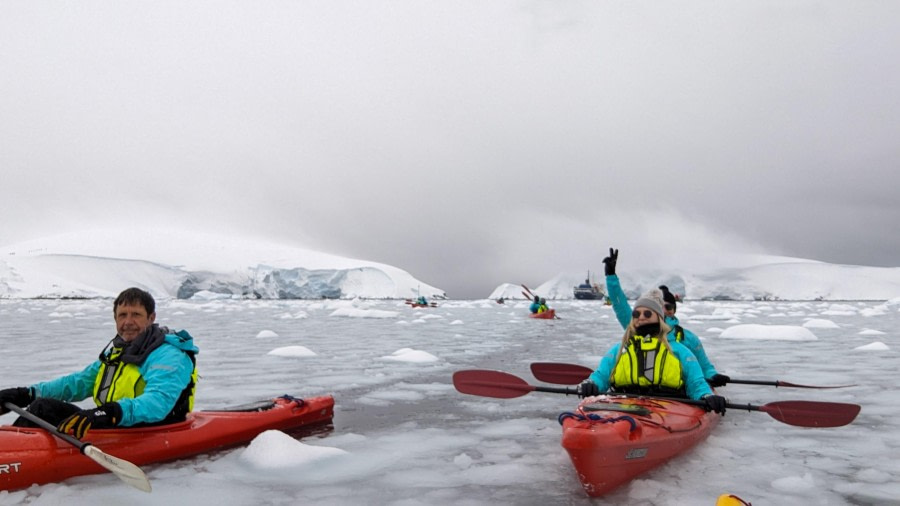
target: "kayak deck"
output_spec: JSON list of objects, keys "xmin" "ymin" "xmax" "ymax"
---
[
  {"xmin": 0, "ymin": 394, "xmax": 334, "ymax": 491},
  {"xmin": 560, "ymin": 394, "xmax": 719, "ymax": 497}
]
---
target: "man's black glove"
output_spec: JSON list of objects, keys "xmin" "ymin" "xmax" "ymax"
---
[
  {"xmin": 578, "ymin": 380, "xmax": 601, "ymax": 398},
  {"xmin": 702, "ymin": 394, "xmax": 727, "ymax": 415},
  {"xmin": 603, "ymin": 248, "xmax": 618, "ymax": 276},
  {"xmin": 0, "ymin": 387, "xmax": 34, "ymax": 414},
  {"xmin": 58, "ymin": 402, "xmax": 122, "ymax": 439},
  {"xmin": 707, "ymin": 374, "xmax": 730, "ymax": 388}
]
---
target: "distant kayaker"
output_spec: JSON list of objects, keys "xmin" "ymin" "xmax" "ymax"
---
[
  {"xmin": 538, "ymin": 297, "xmax": 550, "ymax": 313},
  {"xmin": 0, "ymin": 287, "xmax": 198, "ymax": 438},
  {"xmin": 529, "ymin": 295, "xmax": 541, "ymax": 314},
  {"xmin": 578, "ymin": 288, "xmax": 727, "ymax": 415},
  {"xmin": 602, "ymin": 247, "xmax": 729, "ymax": 388}
]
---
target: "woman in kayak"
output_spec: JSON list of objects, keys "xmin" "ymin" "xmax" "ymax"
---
[
  {"xmin": 602, "ymin": 247, "xmax": 730, "ymax": 387},
  {"xmin": 578, "ymin": 288, "xmax": 727, "ymax": 414},
  {"xmin": 0, "ymin": 287, "xmax": 198, "ymax": 439}
]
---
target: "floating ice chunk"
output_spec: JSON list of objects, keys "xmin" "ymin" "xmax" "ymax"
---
[
  {"xmin": 772, "ymin": 472, "xmax": 816, "ymax": 493},
  {"xmin": 382, "ymin": 348, "xmax": 439, "ymax": 363},
  {"xmin": 330, "ymin": 307, "xmax": 399, "ymax": 318},
  {"xmin": 719, "ymin": 324, "xmax": 818, "ymax": 341},
  {"xmin": 268, "ymin": 346, "xmax": 317, "ymax": 357},
  {"xmin": 240, "ymin": 430, "xmax": 347, "ymax": 468},
  {"xmin": 256, "ymin": 329, "xmax": 279, "ymax": 338},
  {"xmin": 854, "ymin": 341, "xmax": 889, "ymax": 351},
  {"xmin": 803, "ymin": 318, "xmax": 839, "ymax": 329}
]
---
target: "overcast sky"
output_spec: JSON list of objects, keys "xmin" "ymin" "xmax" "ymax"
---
[{"xmin": 2, "ymin": 1, "xmax": 898, "ymax": 298}]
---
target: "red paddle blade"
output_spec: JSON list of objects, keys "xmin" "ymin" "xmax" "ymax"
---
[
  {"xmin": 759, "ymin": 401, "xmax": 861, "ymax": 428},
  {"xmin": 452, "ymin": 370, "xmax": 535, "ymax": 399},
  {"xmin": 530, "ymin": 362, "xmax": 592, "ymax": 385}
]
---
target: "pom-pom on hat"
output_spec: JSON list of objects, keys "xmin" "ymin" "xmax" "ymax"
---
[{"xmin": 634, "ymin": 289, "xmax": 666, "ymax": 319}]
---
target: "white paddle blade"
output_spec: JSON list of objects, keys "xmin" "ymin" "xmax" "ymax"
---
[{"xmin": 83, "ymin": 444, "xmax": 152, "ymax": 492}]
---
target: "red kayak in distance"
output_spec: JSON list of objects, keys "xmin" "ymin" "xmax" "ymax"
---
[
  {"xmin": 0, "ymin": 395, "xmax": 334, "ymax": 492},
  {"xmin": 560, "ymin": 394, "xmax": 719, "ymax": 497},
  {"xmin": 528, "ymin": 309, "xmax": 556, "ymax": 319}
]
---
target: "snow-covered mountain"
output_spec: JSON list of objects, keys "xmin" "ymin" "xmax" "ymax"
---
[
  {"xmin": 490, "ymin": 258, "xmax": 900, "ymax": 301},
  {"xmin": 3, "ymin": 229, "xmax": 899, "ymax": 301},
  {"xmin": 0, "ymin": 229, "xmax": 445, "ymax": 300}
]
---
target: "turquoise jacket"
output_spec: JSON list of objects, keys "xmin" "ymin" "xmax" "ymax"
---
[
  {"xmin": 32, "ymin": 330, "xmax": 198, "ymax": 427},
  {"xmin": 588, "ymin": 338, "xmax": 713, "ymax": 400},
  {"xmin": 606, "ymin": 275, "xmax": 719, "ymax": 379}
]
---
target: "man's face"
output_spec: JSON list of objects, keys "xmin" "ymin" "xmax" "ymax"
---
[
  {"xmin": 664, "ymin": 303, "xmax": 676, "ymax": 318},
  {"xmin": 115, "ymin": 302, "xmax": 155, "ymax": 342}
]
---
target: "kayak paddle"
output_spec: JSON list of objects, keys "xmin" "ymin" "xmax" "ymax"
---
[
  {"xmin": 530, "ymin": 362, "xmax": 593, "ymax": 384},
  {"xmin": 521, "ymin": 284, "xmax": 535, "ymax": 299},
  {"xmin": 726, "ymin": 378, "xmax": 858, "ymax": 389},
  {"xmin": 3, "ymin": 402, "xmax": 152, "ymax": 492},
  {"xmin": 453, "ymin": 369, "xmax": 576, "ymax": 398},
  {"xmin": 453, "ymin": 370, "xmax": 861, "ymax": 428},
  {"xmin": 530, "ymin": 362, "xmax": 858, "ymax": 389}
]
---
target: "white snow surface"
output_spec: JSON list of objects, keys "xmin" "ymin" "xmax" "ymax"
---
[
  {"xmin": 0, "ymin": 228, "xmax": 444, "ymax": 300},
  {"xmin": 532, "ymin": 261, "xmax": 900, "ymax": 301}
]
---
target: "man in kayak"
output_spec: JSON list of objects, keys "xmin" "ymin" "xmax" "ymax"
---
[
  {"xmin": 0, "ymin": 287, "xmax": 198, "ymax": 438},
  {"xmin": 529, "ymin": 295, "xmax": 541, "ymax": 314},
  {"xmin": 578, "ymin": 288, "xmax": 727, "ymax": 414},
  {"xmin": 602, "ymin": 248, "xmax": 730, "ymax": 388}
]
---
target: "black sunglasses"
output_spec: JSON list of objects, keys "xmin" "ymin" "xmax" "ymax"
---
[
  {"xmin": 632, "ymin": 309, "xmax": 655, "ymax": 319},
  {"xmin": 664, "ymin": 303, "xmax": 674, "ymax": 311}
]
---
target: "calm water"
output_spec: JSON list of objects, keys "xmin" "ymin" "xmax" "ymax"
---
[{"xmin": 1, "ymin": 298, "xmax": 897, "ymax": 505}]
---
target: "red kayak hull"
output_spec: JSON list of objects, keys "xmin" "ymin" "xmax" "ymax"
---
[
  {"xmin": 0, "ymin": 395, "xmax": 334, "ymax": 491},
  {"xmin": 529, "ymin": 309, "xmax": 555, "ymax": 319},
  {"xmin": 560, "ymin": 395, "xmax": 718, "ymax": 497}
]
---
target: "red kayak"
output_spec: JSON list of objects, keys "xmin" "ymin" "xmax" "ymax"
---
[
  {"xmin": 0, "ymin": 395, "xmax": 334, "ymax": 491},
  {"xmin": 560, "ymin": 394, "xmax": 719, "ymax": 497},
  {"xmin": 528, "ymin": 309, "xmax": 556, "ymax": 319}
]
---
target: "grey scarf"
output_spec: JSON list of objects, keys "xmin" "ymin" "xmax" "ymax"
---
[{"xmin": 110, "ymin": 324, "xmax": 168, "ymax": 365}]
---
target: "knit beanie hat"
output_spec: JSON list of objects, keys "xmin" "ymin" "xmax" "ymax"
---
[
  {"xmin": 659, "ymin": 285, "xmax": 677, "ymax": 310},
  {"xmin": 634, "ymin": 289, "xmax": 665, "ymax": 319}
]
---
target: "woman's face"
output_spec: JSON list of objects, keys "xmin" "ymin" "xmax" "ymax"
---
[{"xmin": 632, "ymin": 307, "xmax": 659, "ymax": 325}]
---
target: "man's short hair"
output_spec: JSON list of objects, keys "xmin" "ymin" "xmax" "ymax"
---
[{"xmin": 114, "ymin": 287, "xmax": 156, "ymax": 315}]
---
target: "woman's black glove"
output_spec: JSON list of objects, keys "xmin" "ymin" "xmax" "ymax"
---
[
  {"xmin": 58, "ymin": 402, "xmax": 123, "ymax": 439},
  {"xmin": 578, "ymin": 380, "xmax": 601, "ymax": 398},
  {"xmin": 0, "ymin": 387, "xmax": 34, "ymax": 414},
  {"xmin": 702, "ymin": 394, "xmax": 727, "ymax": 415},
  {"xmin": 603, "ymin": 248, "xmax": 618, "ymax": 276},
  {"xmin": 707, "ymin": 374, "xmax": 730, "ymax": 387}
]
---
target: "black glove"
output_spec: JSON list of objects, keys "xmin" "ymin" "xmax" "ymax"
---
[
  {"xmin": 707, "ymin": 374, "xmax": 730, "ymax": 388},
  {"xmin": 0, "ymin": 387, "xmax": 34, "ymax": 415},
  {"xmin": 603, "ymin": 248, "xmax": 618, "ymax": 276},
  {"xmin": 578, "ymin": 380, "xmax": 601, "ymax": 398},
  {"xmin": 702, "ymin": 394, "xmax": 727, "ymax": 415},
  {"xmin": 57, "ymin": 402, "xmax": 122, "ymax": 439}
]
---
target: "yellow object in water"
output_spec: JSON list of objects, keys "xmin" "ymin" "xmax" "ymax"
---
[{"xmin": 716, "ymin": 494, "xmax": 751, "ymax": 506}]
